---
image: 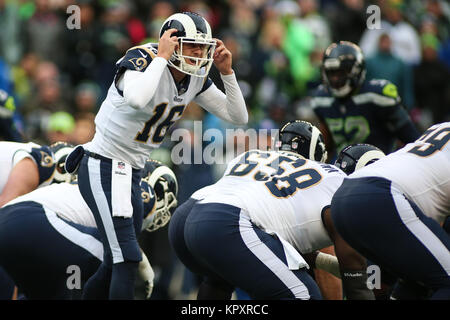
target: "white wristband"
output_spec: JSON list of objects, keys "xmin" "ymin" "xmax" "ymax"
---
[{"xmin": 315, "ymin": 252, "xmax": 341, "ymax": 279}]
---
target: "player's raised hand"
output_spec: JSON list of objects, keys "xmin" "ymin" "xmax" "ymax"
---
[
  {"xmin": 213, "ymin": 39, "xmax": 233, "ymax": 75},
  {"xmin": 157, "ymin": 28, "xmax": 179, "ymax": 61}
]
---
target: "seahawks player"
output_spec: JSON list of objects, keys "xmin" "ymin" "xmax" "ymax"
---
[
  {"xmin": 331, "ymin": 122, "xmax": 450, "ymax": 299},
  {"xmin": 0, "ymin": 141, "xmax": 73, "ymax": 207},
  {"xmin": 169, "ymin": 120, "xmax": 375, "ymax": 300},
  {"xmin": 310, "ymin": 41, "xmax": 419, "ymax": 160},
  {"xmin": 64, "ymin": 11, "xmax": 247, "ymax": 300},
  {"xmin": 0, "ymin": 160, "xmax": 177, "ymax": 299},
  {"xmin": 0, "ymin": 89, "xmax": 23, "ymax": 142}
]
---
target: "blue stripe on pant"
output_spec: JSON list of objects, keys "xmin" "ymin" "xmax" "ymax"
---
[
  {"xmin": 331, "ymin": 177, "xmax": 450, "ymax": 299},
  {"xmin": 77, "ymin": 153, "xmax": 143, "ymax": 299},
  {"xmin": 0, "ymin": 201, "xmax": 102, "ymax": 299},
  {"xmin": 183, "ymin": 202, "xmax": 321, "ymax": 300}
]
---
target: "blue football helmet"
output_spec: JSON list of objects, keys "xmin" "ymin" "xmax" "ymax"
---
[
  {"xmin": 276, "ymin": 120, "xmax": 327, "ymax": 163},
  {"xmin": 334, "ymin": 143, "xmax": 385, "ymax": 175}
]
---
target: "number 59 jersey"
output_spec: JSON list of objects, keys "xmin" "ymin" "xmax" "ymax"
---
[
  {"xmin": 351, "ymin": 122, "xmax": 450, "ymax": 224},
  {"xmin": 195, "ymin": 149, "xmax": 347, "ymax": 253}
]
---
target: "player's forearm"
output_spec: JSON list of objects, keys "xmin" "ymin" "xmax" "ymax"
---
[
  {"xmin": 396, "ymin": 120, "xmax": 420, "ymax": 144},
  {"xmin": 123, "ymin": 57, "xmax": 168, "ymax": 109},
  {"xmin": 220, "ymin": 72, "xmax": 248, "ymax": 125},
  {"xmin": 196, "ymin": 72, "xmax": 248, "ymax": 125},
  {"xmin": 336, "ymin": 246, "xmax": 375, "ymax": 300},
  {"xmin": 0, "ymin": 158, "xmax": 39, "ymax": 207},
  {"xmin": 313, "ymin": 246, "xmax": 343, "ymax": 300}
]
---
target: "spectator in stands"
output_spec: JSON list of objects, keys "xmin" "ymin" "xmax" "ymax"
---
[{"xmin": 365, "ymin": 33, "xmax": 414, "ymax": 110}]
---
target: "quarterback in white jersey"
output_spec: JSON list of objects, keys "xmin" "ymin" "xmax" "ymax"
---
[
  {"xmin": 64, "ymin": 11, "xmax": 248, "ymax": 300},
  {"xmin": 169, "ymin": 120, "xmax": 375, "ymax": 300},
  {"xmin": 0, "ymin": 141, "xmax": 72, "ymax": 207},
  {"xmin": 83, "ymin": 13, "xmax": 247, "ymax": 169},
  {"xmin": 331, "ymin": 122, "xmax": 450, "ymax": 299}
]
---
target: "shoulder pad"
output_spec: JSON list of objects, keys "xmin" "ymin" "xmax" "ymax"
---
[
  {"xmin": 116, "ymin": 45, "xmax": 157, "ymax": 73},
  {"xmin": 309, "ymin": 85, "xmax": 335, "ymax": 109},
  {"xmin": 354, "ymin": 79, "xmax": 401, "ymax": 107},
  {"xmin": 365, "ymin": 79, "xmax": 399, "ymax": 99}
]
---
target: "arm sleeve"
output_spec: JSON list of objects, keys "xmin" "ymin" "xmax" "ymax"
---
[
  {"xmin": 122, "ymin": 57, "xmax": 168, "ymax": 109},
  {"xmin": 194, "ymin": 72, "xmax": 248, "ymax": 125},
  {"xmin": 394, "ymin": 119, "xmax": 421, "ymax": 144},
  {"xmin": 379, "ymin": 103, "xmax": 420, "ymax": 143},
  {"xmin": 374, "ymin": 81, "xmax": 421, "ymax": 143}
]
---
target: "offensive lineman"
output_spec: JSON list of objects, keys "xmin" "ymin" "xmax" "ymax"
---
[
  {"xmin": 0, "ymin": 160, "xmax": 177, "ymax": 299},
  {"xmin": 169, "ymin": 120, "xmax": 375, "ymax": 300},
  {"xmin": 64, "ymin": 12, "xmax": 248, "ymax": 299},
  {"xmin": 331, "ymin": 122, "xmax": 450, "ymax": 299},
  {"xmin": 0, "ymin": 141, "xmax": 73, "ymax": 207}
]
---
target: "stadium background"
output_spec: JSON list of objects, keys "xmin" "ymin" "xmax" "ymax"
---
[{"xmin": 0, "ymin": 0, "xmax": 449, "ymax": 299}]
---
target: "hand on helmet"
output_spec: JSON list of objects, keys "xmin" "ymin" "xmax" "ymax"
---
[
  {"xmin": 157, "ymin": 28, "xmax": 179, "ymax": 61},
  {"xmin": 213, "ymin": 39, "xmax": 233, "ymax": 75}
]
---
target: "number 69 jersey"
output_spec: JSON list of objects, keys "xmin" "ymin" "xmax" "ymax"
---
[
  {"xmin": 351, "ymin": 122, "xmax": 450, "ymax": 224},
  {"xmin": 194, "ymin": 149, "xmax": 347, "ymax": 254}
]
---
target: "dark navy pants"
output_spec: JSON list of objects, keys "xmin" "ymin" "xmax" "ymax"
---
[
  {"xmin": 170, "ymin": 199, "xmax": 321, "ymax": 300},
  {"xmin": 76, "ymin": 152, "xmax": 143, "ymax": 299},
  {"xmin": 331, "ymin": 177, "xmax": 450, "ymax": 300},
  {"xmin": 0, "ymin": 201, "xmax": 102, "ymax": 299}
]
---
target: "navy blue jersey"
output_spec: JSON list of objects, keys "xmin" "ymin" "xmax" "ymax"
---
[
  {"xmin": 29, "ymin": 145, "xmax": 56, "ymax": 186},
  {"xmin": 0, "ymin": 118, "xmax": 23, "ymax": 142},
  {"xmin": 311, "ymin": 79, "xmax": 419, "ymax": 154}
]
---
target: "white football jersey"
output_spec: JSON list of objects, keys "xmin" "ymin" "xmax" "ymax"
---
[
  {"xmin": 351, "ymin": 122, "xmax": 450, "ymax": 224},
  {"xmin": 5, "ymin": 183, "xmax": 97, "ymax": 227},
  {"xmin": 195, "ymin": 149, "xmax": 346, "ymax": 253},
  {"xmin": 0, "ymin": 141, "xmax": 54, "ymax": 193},
  {"xmin": 84, "ymin": 43, "xmax": 214, "ymax": 169},
  {"xmin": 4, "ymin": 178, "xmax": 158, "ymax": 230}
]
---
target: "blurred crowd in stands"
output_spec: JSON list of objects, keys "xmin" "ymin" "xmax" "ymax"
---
[{"xmin": 0, "ymin": 0, "xmax": 449, "ymax": 299}]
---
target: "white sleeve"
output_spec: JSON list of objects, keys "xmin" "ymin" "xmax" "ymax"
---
[
  {"xmin": 121, "ymin": 57, "xmax": 168, "ymax": 109},
  {"xmin": 194, "ymin": 72, "xmax": 248, "ymax": 125},
  {"xmin": 12, "ymin": 150, "xmax": 33, "ymax": 167}
]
